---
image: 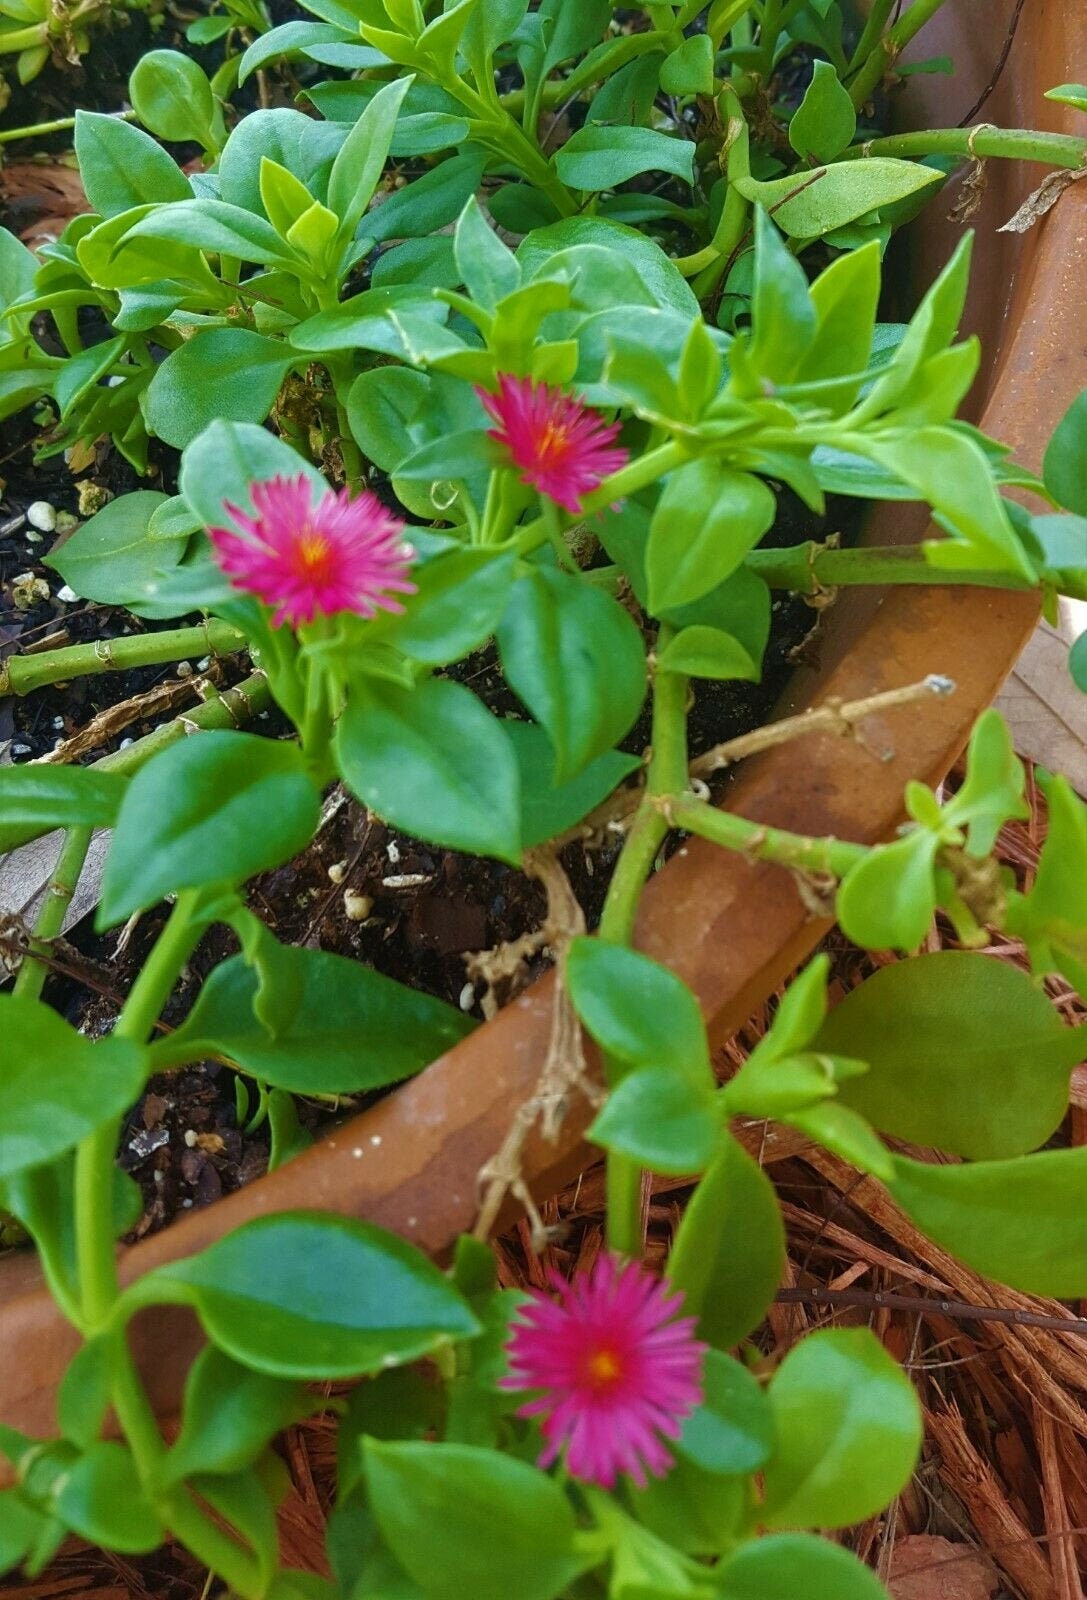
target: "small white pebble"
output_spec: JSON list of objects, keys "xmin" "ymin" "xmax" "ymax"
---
[
  {"xmin": 458, "ymin": 982, "xmax": 476, "ymax": 1012},
  {"xmin": 344, "ymin": 890, "xmax": 373, "ymax": 921},
  {"xmin": 25, "ymin": 530, "xmax": 42, "ymax": 544},
  {"xmin": 119, "ymin": 737, "xmax": 134, "ymax": 749},
  {"xmin": 51, "ymin": 716, "xmax": 64, "ymax": 730},
  {"xmin": 175, "ymin": 660, "xmax": 194, "ymax": 678},
  {"xmin": 196, "ymin": 655, "xmax": 211, "ymax": 670},
  {"xmin": 55, "ymin": 584, "xmax": 78, "ymax": 603},
  {"xmin": 381, "ymin": 873, "xmax": 429, "ymax": 890},
  {"xmin": 26, "ymin": 500, "xmax": 56, "ymax": 533},
  {"xmin": 386, "ymin": 840, "xmax": 401, "ymax": 865},
  {"xmin": 11, "ymin": 742, "xmax": 31, "ymax": 757},
  {"xmin": 370, "ymin": 1134, "xmax": 382, "ymax": 1147},
  {"xmin": 183, "ymin": 1129, "xmax": 198, "ymax": 1148},
  {"xmin": 181, "ymin": 1198, "xmax": 193, "ymax": 1208},
  {"xmin": 327, "ymin": 859, "xmax": 347, "ymax": 884},
  {"xmin": 153, "ymin": 1169, "xmax": 165, "ymax": 1185},
  {"xmin": 352, "ymin": 1146, "xmax": 364, "ymax": 1158}
]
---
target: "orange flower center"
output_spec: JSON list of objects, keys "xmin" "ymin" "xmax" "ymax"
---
[
  {"xmin": 294, "ymin": 527, "xmax": 333, "ymax": 578},
  {"xmin": 584, "ymin": 1345, "xmax": 625, "ymax": 1392},
  {"xmin": 536, "ymin": 420, "xmax": 571, "ymax": 465}
]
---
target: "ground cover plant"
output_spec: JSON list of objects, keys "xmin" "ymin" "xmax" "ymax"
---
[{"xmin": 1, "ymin": 1, "xmax": 1087, "ymax": 1594}]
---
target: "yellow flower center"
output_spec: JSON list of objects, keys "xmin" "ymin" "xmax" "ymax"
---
[
  {"xmin": 585, "ymin": 1346, "xmax": 624, "ymax": 1391},
  {"xmin": 536, "ymin": 420, "xmax": 571, "ymax": 464},
  {"xmin": 295, "ymin": 528, "xmax": 332, "ymax": 575}
]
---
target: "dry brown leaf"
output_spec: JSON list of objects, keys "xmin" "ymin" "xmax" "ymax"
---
[{"xmin": 889, "ymin": 1534, "xmax": 999, "ymax": 1600}]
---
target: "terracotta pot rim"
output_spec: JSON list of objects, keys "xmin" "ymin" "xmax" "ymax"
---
[{"xmin": 0, "ymin": 0, "xmax": 1084, "ymax": 1446}]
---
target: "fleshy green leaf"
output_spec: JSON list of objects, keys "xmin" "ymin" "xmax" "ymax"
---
[
  {"xmin": 788, "ymin": 60, "xmax": 857, "ymax": 163},
  {"xmin": 336, "ymin": 677, "xmax": 521, "ymax": 864},
  {"xmin": 126, "ymin": 1212, "xmax": 480, "ymax": 1378},
  {"xmin": 566, "ymin": 937, "xmax": 709, "ymax": 1076},
  {"xmin": 365, "ymin": 1440, "xmax": 580, "ymax": 1600},
  {"xmin": 761, "ymin": 1328, "xmax": 922, "ymax": 1529},
  {"xmin": 100, "ymin": 732, "xmax": 320, "ymax": 925},
  {"xmin": 669, "ymin": 1134, "xmax": 785, "ymax": 1349},
  {"xmin": 646, "ymin": 460, "xmax": 775, "ymax": 612},
  {"xmin": 820, "ymin": 951, "xmax": 1083, "ymax": 1158},
  {"xmin": 718, "ymin": 1533, "xmax": 891, "ymax": 1599}
]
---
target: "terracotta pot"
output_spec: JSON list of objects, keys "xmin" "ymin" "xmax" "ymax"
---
[{"xmin": 1, "ymin": 0, "xmax": 1084, "ymax": 1460}]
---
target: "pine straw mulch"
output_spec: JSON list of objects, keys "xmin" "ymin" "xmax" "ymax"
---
[{"xmin": 6, "ymin": 763, "xmax": 1086, "ymax": 1600}]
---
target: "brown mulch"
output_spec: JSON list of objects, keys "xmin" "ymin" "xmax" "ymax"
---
[{"xmin": 6, "ymin": 763, "xmax": 1086, "ymax": 1600}]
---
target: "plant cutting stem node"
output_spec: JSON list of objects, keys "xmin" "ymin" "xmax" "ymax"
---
[
  {"xmin": 0, "ymin": 619, "xmax": 247, "ymax": 697},
  {"xmin": 745, "ymin": 541, "xmax": 1038, "ymax": 593}
]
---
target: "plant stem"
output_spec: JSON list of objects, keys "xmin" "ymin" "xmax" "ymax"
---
[
  {"xmin": 0, "ymin": 620, "xmax": 246, "ymax": 697},
  {"xmin": 846, "ymin": 0, "xmax": 952, "ymax": 107},
  {"xmin": 598, "ymin": 627, "xmax": 689, "ymax": 1257},
  {"xmin": 75, "ymin": 892, "xmax": 206, "ymax": 1331},
  {"xmin": 744, "ymin": 541, "xmax": 1037, "ymax": 592},
  {"xmin": 94, "ymin": 671, "xmax": 274, "ymax": 777},
  {"xmin": 582, "ymin": 440, "xmax": 688, "ymax": 512},
  {"xmin": 670, "ymin": 796, "xmax": 868, "ymax": 876},
  {"xmin": 841, "ymin": 125, "xmax": 1087, "ymax": 170},
  {"xmin": 12, "ymin": 825, "xmax": 93, "ymax": 1002},
  {"xmin": 0, "ymin": 108, "xmax": 136, "ymax": 144}
]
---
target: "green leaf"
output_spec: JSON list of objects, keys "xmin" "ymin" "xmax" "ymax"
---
[
  {"xmin": 0, "ymin": 765, "xmax": 126, "ymax": 853},
  {"xmin": 365, "ymin": 1440, "xmax": 580, "ymax": 1600},
  {"xmin": 1071, "ymin": 630, "xmax": 1087, "ymax": 692},
  {"xmin": 942, "ymin": 708, "xmax": 1027, "ymax": 855},
  {"xmin": 161, "ymin": 1346, "xmax": 314, "ymax": 1485},
  {"xmin": 836, "ymin": 830, "xmax": 941, "ymax": 951},
  {"xmin": 668, "ymin": 1134, "xmax": 785, "ymax": 1349},
  {"xmin": 632, "ymin": 1457, "xmax": 747, "ymax": 1557},
  {"xmin": 862, "ymin": 427, "xmax": 1035, "ymax": 581},
  {"xmin": 677, "ymin": 1348, "xmax": 773, "ymax": 1476},
  {"xmin": 74, "ymin": 110, "xmax": 191, "ymax": 218},
  {"xmin": 794, "ymin": 241, "xmax": 880, "ymax": 401},
  {"xmin": 784, "ymin": 1100, "xmax": 893, "ymax": 1180},
  {"xmin": 336, "ymin": 677, "xmax": 522, "ymax": 864},
  {"xmin": 57, "ymin": 1338, "xmax": 115, "ymax": 1452},
  {"xmin": 45, "ymin": 490, "xmax": 188, "ymax": 609},
  {"xmin": 454, "ymin": 196, "xmax": 520, "ymax": 310},
  {"xmin": 380, "ymin": 548, "xmax": 515, "ymax": 665},
  {"xmin": 589, "ymin": 1065, "xmax": 719, "ymax": 1174},
  {"xmin": 889, "ymin": 1146, "xmax": 1087, "ymax": 1297},
  {"xmin": 0, "ymin": 997, "xmax": 147, "ymax": 1182},
  {"xmin": 656, "ymin": 624, "xmax": 759, "ymax": 681},
  {"xmin": 761, "ymin": 1328, "xmax": 921, "ymax": 1529},
  {"xmin": 100, "ymin": 732, "xmax": 320, "ymax": 925},
  {"xmin": 127, "ymin": 200, "xmax": 294, "ymax": 269},
  {"xmin": 555, "ymin": 125, "xmax": 695, "ymax": 191},
  {"xmin": 1006, "ymin": 771, "xmax": 1087, "ymax": 997},
  {"xmin": 788, "ymin": 60, "xmax": 857, "ymax": 162},
  {"xmin": 745, "ymin": 207, "xmax": 816, "ymax": 382},
  {"xmin": 54, "ymin": 1443, "xmax": 164, "ymax": 1552},
  {"xmin": 144, "ymin": 329, "xmax": 294, "ymax": 449},
  {"xmin": 718, "ymin": 1533, "xmax": 891, "ymax": 1599},
  {"xmin": 737, "ymin": 159, "xmax": 941, "ymax": 240},
  {"xmin": 647, "ymin": 460, "xmax": 776, "ymax": 611},
  {"xmin": 517, "ymin": 217, "xmax": 699, "ymax": 318},
  {"xmin": 1043, "ymin": 386, "xmax": 1087, "ymax": 515},
  {"xmin": 328, "ymin": 75, "xmax": 413, "ymax": 241},
  {"xmin": 817, "ymin": 953, "xmax": 1083, "ymax": 1160},
  {"xmin": 497, "ymin": 567, "xmax": 646, "ymax": 782},
  {"xmin": 195, "ymin": 1467, "xmax": 280, "ymax": 1589},
  {"xmin": 504, "ymin": 721, "xmax": 639, "ymax": 849},
  {"xmin": 660, "ymin": 32, "xmax": 714, "ymax": 95},
  {"xmin": 161, "ymin": 945, "xmax": 472, "ymax": 1093},
  {"xmin": 129, "ymin": 49, "xmax": 220, "ymax": 150},
  {"xmin": 128, "ymin": 1212, "xmax": 479, "ymax": 1378},
  {"xmin": 179, "ymin": 418, "xmax": 324, "ymax": 532},
  {"xmin": 566, "ymin": 937, "xmax": 709, "ymax": 1075},
  {"xmin": 0, "ymin": 1489, "xmax": 46, "ymax": 1577},
  {"xmin": 1046, "ymin": 83, "xmax": 1087, "ymax": 112}
]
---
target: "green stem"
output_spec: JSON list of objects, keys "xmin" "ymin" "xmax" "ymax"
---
[
  {"xmin": 744, "ymin": 541, "xmax": 1038, "ymax": 592},
  {"xmin": 0, "ymin": 22, "xmax": 47, "ymax": 55},
  {"xmin": 12, "ymin": 825, "xmax": 93, "ymax": 1002},
  {"xmin": 0, "ymin": 108, "xmax": 136, "ymax": 144},
  {"xmin": 75, "ymin": 892, "xmax": 206, "ymax": 1330},
  {"xmin": 0, "ymin": 620, "xmax": 246, "ymax": 697},
  {"xmin": 599, "ymin": 626, "xmax": 689, "ymax": 1257},
  {"xmin": 670, "ymin": 796, "xmax": 868, "ymax": 876},
  {"xmin": 95, "ymin": 671, "xmax": 274, "ymax": 778},
  {"xmin": 846, "ymin": 0, "xmax": 953, "ymax": 107},
  {"xmin": 846, "ymin": 0, "xmax": 895, "ymax": 74},
  {"xmin": 841, "ymin": 125, "xmax": 1087, "ymax": 170},
  {"xmin": 582, "ymin": 440, "xmax": 688, "ymax": 513}
]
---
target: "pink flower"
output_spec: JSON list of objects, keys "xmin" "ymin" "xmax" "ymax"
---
[
  {"xmin": 477, "ymin": 374, "xmax": 628, "ymax": 515},
  {"xmin": 209, "ymin": 474, "xmax": 416, "ymax": 629},
  {"xmin": 502, "ymin": 1254, "xmax": 706, "ymax": 1490}
]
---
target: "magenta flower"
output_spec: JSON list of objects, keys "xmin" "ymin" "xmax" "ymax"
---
[
  {"xmin": 209, "ymin": 474, "xmax": 416, "ymax": 629},
  {"xmin": 502, "ymin": 1254, "xmax": 706, "ymax": 1490},
  {"xmin": 477, "ymin": 374, "xmax": 628, "ymax": 515}
]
